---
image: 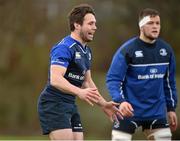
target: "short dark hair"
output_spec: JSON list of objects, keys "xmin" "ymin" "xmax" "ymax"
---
[
  {"xmin": 139, "ymin": 8, "xmax": 160, "ymax": 22},
  {"xmin": 68, "ymin": 4, "xmax": 95, "ymax": 31}
]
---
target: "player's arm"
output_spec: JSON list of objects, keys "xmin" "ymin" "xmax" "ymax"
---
[
  {"xmin": 82, "ymin": 70, "xmax": 108, "ymax": 106},
  {"xmin": 164, "ymin": 49, "xmax": 177, "ymax": 111},
  {"xmin": 82, "ymin": 70, "xmax": 123, "ymax": 121},
  {"xmin": 106, "ymin": 48, "xmax": 133, "ymax": 117},
  {"xmin": 164, "ymin": 49, "xmax": 178, "ymax": 131},
  {"xmin": 168, "ymin": 111, "xmax": 178, "ymax": 132},
  {"xmin": 50, "ymin": 65, "xmax": 81, "ymax": 95},
  {"xmin": 50, "ymin": 45, "xmax": 100, "ymax": 106},
  {"xmin": 50, "ymin": 65, "xmax": 100, "ymax": 106},
  {"xmin": 81, "ymin": 70, "xmax": 97, "ymax": 88}
]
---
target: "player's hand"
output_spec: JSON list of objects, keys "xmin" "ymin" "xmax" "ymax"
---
[
  {"xmin": 168, "ymin": 111, "xmax": 178, "ymax": 132},
  {"xmin": 119, "ymin": 101, "xmax": 134, "ymax": 117},
  {"xmin": 102, "ymin": 101, "xmax": 123, "ymax": 122},
  {"xmin": 77, "ymin": 88, "xmax": 100, "ymax": 106}
]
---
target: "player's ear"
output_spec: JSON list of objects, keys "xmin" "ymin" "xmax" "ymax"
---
[
  {"xmin": 139, "ymin": 26, "xmax": 143, "ymax": 31},
  {"xmin": 139, "ymin": 26, "xmax": 144, "ymax": 33},
  {"xmin": 74, "ymin": 23, "xmax": 81, "ymax": 30}
]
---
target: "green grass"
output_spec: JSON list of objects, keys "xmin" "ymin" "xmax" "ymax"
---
[{"xmin": 0, "ymin": 136, "xmax": 48, "ymax": 140}]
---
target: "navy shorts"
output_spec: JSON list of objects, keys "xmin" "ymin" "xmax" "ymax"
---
[
  {"xmin": 38, "ymin": 93, "xmax": 83, "ymax": 135},
  {"xmin": 113, "ymin": 118, "xmax": 169, "ymax": 134}
]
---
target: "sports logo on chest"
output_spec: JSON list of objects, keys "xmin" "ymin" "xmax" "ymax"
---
[
  {"xmin": 75, "ymin": 52, "xmax": 81, "ymax": 59},
  {"xmin": 135, "ymin": 50, "xmax": 144, "ymax": 57},
  {"xmin": 159, "ymin": 48, "xmax": 167, "ymax": 56},
  {"xmin": 88, "ymin": 53, "xmax": 91, "ymax": 60}
]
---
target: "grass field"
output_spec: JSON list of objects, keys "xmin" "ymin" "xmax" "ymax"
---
[{"xmin": 0, "ymin": 135, "xmax": 48, "ymax": 140}]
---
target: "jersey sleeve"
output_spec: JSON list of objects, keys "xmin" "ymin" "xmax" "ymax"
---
[
  {"xmin": 164, "ymin": 48, "xmax": 178, "ymax": 111},
  {"xmin": 50, "ymin": 45, "xmax": 73, "ymax": 68},
  {"xmin": 106, "ymin": 47, "xmax": 128, "ymax": 103}
]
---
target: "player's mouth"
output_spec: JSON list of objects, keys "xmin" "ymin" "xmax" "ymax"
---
[
  {"xmin": 152, "ymin": 30, "xmax": 158, "ymax": 34},
  {"xmin": 88, "ymin": 32, "xmax": 95, "ymax": 38}
]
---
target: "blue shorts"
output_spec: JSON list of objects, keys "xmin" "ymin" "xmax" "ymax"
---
[
  {"xmin": 113, "ymin": 118, "xmax": 169, "ymax": 134},
  {"xmin": 38, "ymin": 92, "xmax": 83, "ymax": 135}
]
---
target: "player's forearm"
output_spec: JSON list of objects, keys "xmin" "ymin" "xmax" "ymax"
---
[
  {"xmin": 82, "ymin": 79, "xmax": 107, "ymax": 107},
  {"xmin": 50, "ymin": 75, "xmax": 81, "ymax": 96},
  {"xmin": 82, "ymin": 78, "xmax": 97, "ymax": 88},
  {"xmin": 88, "ymin": 80, "xmax": 108, "ymax": 107},
  {"xmin": 96, "ymin": 96, "xmax": 107, "ymax": 107}
]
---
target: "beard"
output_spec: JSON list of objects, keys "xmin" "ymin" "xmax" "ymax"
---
[
  {"xmin": 145, "ymin": 33, "xmax": 157, "ymax": 41},
  {"xmin": 79, "ymin": 30, "xmax": 92, "ymax": 43},
  {"xmin": 143, "ymin": 30, "xmax": 159, "ymax": 42}
]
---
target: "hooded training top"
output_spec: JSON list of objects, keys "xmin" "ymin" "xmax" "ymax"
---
[
  {"xmin": 42, "ymin": 35, "xmax": 92, "ymax": 104},
  {"xmin": 106, "ymin": 37, "xmax": 177, "ymax": 120}
]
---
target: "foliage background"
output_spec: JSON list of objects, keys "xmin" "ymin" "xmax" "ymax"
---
[{"xmin": 0, "ymin": 0, "xmax": 179, "ymax": 139}]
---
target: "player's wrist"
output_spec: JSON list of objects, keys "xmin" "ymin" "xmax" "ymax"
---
[
  {"xmin": 73, "ymin": 87, "xmax": 82, "ymax": 97},
  {"xmin": 97, "ymin": 98, "xmax": 106, "ymax": 107}
]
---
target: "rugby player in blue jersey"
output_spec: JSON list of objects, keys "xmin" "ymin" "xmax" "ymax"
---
[
  {"xmin": 38, "ymin": 4, "xmax": 122, "ymax": 140},
  {"xmin": 106, "ymin": 8, "xmax": 178, "ymax": 140}
]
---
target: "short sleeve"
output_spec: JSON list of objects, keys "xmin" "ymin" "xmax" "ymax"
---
[{"xmin": 50, "ymin": 45, "xmax": 73, "ymax": 68}]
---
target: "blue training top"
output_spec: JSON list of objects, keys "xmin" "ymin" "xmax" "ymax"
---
[
  {"xmin": 42, "ymin": 35, "xmax": 92, "ymax": 103},
  {"xmin": 106, "ymin": 37, "xmax": 177, "ymax": 120}
]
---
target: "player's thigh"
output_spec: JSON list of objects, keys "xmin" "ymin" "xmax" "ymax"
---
[
  {"xmin": 38, "ymin": 94, "xmax": 74, "ymax": 135},
  {"xmin": 71, "ymin": 105, "xmax": 83, "ymax": 140},
  {"xmin": 112, "ymin": 130, "xmax": 132, "ymax": 141},
  {"xmin": 49, "ymin": 129, "xmax": 73, "ymax": 140},
  {"xmin": 113, "ymin": 119, "xmax": 137, "ymax": 133},
  {"xmin": 144, "ymin": 128, "xmax": 172, "ymax": 141},
  {"xmin": 112, "ymin": 119, "xmax": 136, "ymax": 141},
  {"xmin": 73, "ymin": 132, "xmax": 84, "ymax": 140},
  {"xmin": 71, "ymin": 105, "xmax": 83, "ymax": 131}
]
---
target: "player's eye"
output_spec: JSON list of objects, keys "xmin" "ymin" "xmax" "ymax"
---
[
  {"xmin": 147, "ymin": 21, "xmax": 154, "ymax": 25},
  {"xmin": 156, "ymin": 21, "xmax": 160, "ymax": 25}
]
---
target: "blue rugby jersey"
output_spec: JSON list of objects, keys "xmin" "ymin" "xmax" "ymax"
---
[
  {"xmin": 43, "ymin": 35, "xmax": 92, "ymax": 103},
  {"xmin": 106, "ymin": 37, "xmax": 177, "ymax": 120}
]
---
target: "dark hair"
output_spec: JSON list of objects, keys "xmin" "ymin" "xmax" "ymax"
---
[
  {"xmin": 139, "ymin": 8, "xmax": 160, "ymax": 22},
  {"xmin": 68, "ymin": 4, "xmax": 95, "ymax": 31}
]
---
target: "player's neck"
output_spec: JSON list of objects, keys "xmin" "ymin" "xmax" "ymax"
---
[{"xmin": 70, "ymin": 32, "xmax": 86, "ymax": 47}]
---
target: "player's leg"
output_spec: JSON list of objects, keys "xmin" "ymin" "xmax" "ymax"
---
[
  {"xmin": 73, "ymin": 132, "xmax": 84, "ymax": 140},
  {"xmin": 49, "ymin": 129, "xmax": 74, "ymax": 140},
  {"xmin": 143, "ymin": 118, "xmax": 172, "ymax": 140},
  {"xmin": 49, "ymin": 104, "xmax": 84, "ymax": 140},
  {"xmin": 38, "ymin": 92, "xmax": 75, "ymax": 139},
  {"xmin": 112, "ymin": 130, "xmax": 132, "ymax": 141},
  {"xmin": 112, "ymin": 119, "xmax": 137, "ymax": 141},
  {"xmin": 144, "ymin": 128, "xmax": 172, "ymax": 141},
  {"xmin": 72, "ymin": 105, "xmax": 84, "ymax": 140}
]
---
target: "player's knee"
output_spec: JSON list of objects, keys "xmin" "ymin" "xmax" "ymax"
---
[
  {"xmin": 147, "ymin": 128, "xmax": 172, "ymax": 141},
  {"xmin": 112, "ymin": 130, "xmax": 132, "ymax": 141}
]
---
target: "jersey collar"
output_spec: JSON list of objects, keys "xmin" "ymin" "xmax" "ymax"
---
[{"xmin": 68, "ymin": 35, "xmax": 88, "ymax": 53}]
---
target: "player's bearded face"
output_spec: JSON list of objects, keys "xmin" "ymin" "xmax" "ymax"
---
[
  {"xmin": 142, "ymin": 16, "xmax": 161, "ymax": 41},
  {"xmin": 79, "ymin": 13, "xmax": 97, "ymax": 42}
]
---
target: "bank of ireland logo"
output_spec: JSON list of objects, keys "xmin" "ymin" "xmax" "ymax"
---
[
  {"xmin": 150, "ymin": 68, "xmax": 158, "ymax": 73},
  {"xmin": 75, "ymin": 52, "xmax": 81, "ymax": 59},
  {"xmin": 160, "ymin": 48, "xmax": 167, "ymax": 56},
  {"xmin": 135, "ymin": 50, "xmax": 143, "ymax": 57}
]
